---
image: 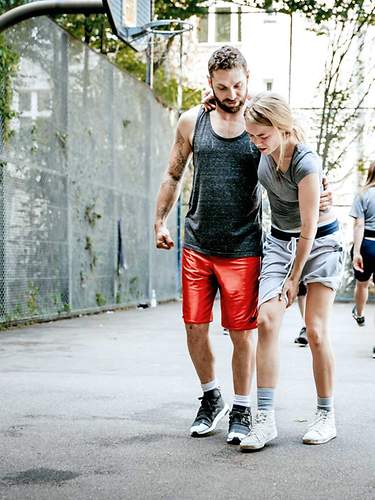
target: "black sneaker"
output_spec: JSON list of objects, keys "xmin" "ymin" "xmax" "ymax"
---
[
  {"xmin": 372, "ymin": 347, "xmax": 375, "ymax": 359},
  {"xmin": 227, "ymin": 405, "xmax": 252, "ymax": 445},
  {"xmin": 294, "ymin": 326, "xmax": 308, "ymax": 346},
  {"xmin": 352, "ymin": 306, "xmax": 365, "ymax": 326},
  {"xmin": 190, "ymin": 388, "xmax": 229, "ymax": 437}
]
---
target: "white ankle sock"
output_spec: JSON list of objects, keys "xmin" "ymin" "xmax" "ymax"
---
[
  {"xmin": 232, "ymin": 394, "xmax": 251, "ymax": 408},
  {"xmin": 201, "ymin": 379, "xmax": 219, "ymax": 393}
]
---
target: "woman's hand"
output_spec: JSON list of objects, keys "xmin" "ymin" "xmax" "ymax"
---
[
  {"xmin": 201, "ymin": 90, "xmax": 253, "ymax": 112},
  {"xmin": 281, "ymin": 277, "xmax": 299, "ymax": 308},
  {"xmin": 201, "ymin": 89, "xmax": 216, "ymax": 112},
  {"xmin": 319, "ymin": 176, "xmax": 333, "ymax": 212},
  {"xmin": 352, "ymin": 252, "xmax": 364, "ymax": 272}
]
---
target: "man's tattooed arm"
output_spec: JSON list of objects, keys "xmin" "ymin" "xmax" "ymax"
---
[{"xmin": 155, "ymin": 126, "xmax": 192, "ymax": 225}]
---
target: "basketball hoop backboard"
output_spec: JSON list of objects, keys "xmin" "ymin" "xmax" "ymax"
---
[{"xmin": 103, "ymin": 0, "xmax": 151, "ymax": 50}]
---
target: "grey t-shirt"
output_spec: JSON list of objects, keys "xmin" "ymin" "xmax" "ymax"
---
[
  {"xmin": 258, "ymin": 144, "xmax": 322, "ymax": 231},
  {"xmin": 349, "ymin": 187, "xmax": 375, "ymax": 230}
]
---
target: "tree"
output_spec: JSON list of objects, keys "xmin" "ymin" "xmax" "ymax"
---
[
  {"xmin": 314, "ymin": 5, "xmax": 375, "ymax": 175},
  {"xmin": 154, "ymin": 0, "xmax": 206, "ymax": 21},
  {"xmin": 0, "ymin": 1, "xmax": 206, "ymax": 109},
  {"xmin": 54, "ymin": 1, "xmax": 208, "ymax": 109},
  {"xmin": 233, "ymin": 1, "xmax": 375, "ymax": 174}
]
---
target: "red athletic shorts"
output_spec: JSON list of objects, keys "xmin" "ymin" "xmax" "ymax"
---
[{"xmin": 182, "ymin": 248, "xmax": 261, "ymax": 330}]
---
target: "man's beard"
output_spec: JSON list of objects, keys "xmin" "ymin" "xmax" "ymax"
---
[{"xmin": 212, "ymin": 88, "xmax": 247, "ymax": 114}]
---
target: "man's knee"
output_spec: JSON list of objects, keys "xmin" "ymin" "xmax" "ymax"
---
[{"xmin": 185, "ymin": 323, "xmax": 209, "ymax": 339}]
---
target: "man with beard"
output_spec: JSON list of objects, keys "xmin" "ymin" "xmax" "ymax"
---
[{"xmin": 154, "ymin": 46, "xmax": 261, "ymax": 445}]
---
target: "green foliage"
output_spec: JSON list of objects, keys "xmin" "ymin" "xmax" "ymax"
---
[
  {"xmin": 0, "ymin": 1, "xmax": 25, "ymax": 13},
  {"xmin": 153, "ymin": 68, "xmax": 201, "ymax": 111},
  {"xmin": 95, "ymin": 292, "xmax": 106, "ymax": 307},
  {"xmin": 84, "ymin": 236, "xmax": 97, "ymax": 271},
  {"xmin": 55, "ymin": 14, "xmax": 121, "ymax": 54},
  {"xmin": 154, "ymin": 0, "xmax": 206, "ymax": 20},
  {"xmin": 26, "ymin": 283, "xmax": 40, "ymax": 315},
  {"xmin": 54, "ymin": 7, "xmax": 202, "ymax": 110},
  {"xmin": 114, "ymin": 44, "xmax": 146, "ymax": 81},
  {"xmin": 242, "ymin": 1, "xmax": 375, "ymax": 25},
  {"xmin": 84, "ymin": 204, "xmax": 102, "ymax": 228},
  {"xmin": 0, "ymin": 33, "xmax": 19, "ymax": 144}
]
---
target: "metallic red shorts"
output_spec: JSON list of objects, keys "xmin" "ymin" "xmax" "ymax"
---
[{"xmin": 182, "ymin": 248, "xmax": 261, "ymax": 330}]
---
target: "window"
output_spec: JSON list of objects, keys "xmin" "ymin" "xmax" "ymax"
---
[
  {"xmin": 237, "ymin": 9, "xmax": 242, "ymax": 42},
  {"xmin": 264, "ymin": 80, "xmax": 273, "ymax": 91},
  {"xmin": 196, "ymin": 6, "xmax": 242, "ymax": 44},
  {"xmin": 38, "ymin": 90, "xmax": 52, "ymax": 112},
  {"xmin": 18, "ymin": 91, "xmax": 31, "ymax": 112},
  {"xmin": 215, "ymin": 8, "xmax": 231, "ymax": 43},
  {"xmin": 197, "ymin": 15, "xmax": 208, "ymax": 43}
]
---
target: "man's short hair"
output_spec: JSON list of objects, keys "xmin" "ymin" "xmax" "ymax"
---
[{"xmin": 208, "ymin": 45, "xmax": 247, "ymax": 77}]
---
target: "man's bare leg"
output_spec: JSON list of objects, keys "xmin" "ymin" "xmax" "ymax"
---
[
  {"xmin": 226, "ymin": 329, "xmax": 255, "ymax": 444},
  {"xmin": 186, "ymin": 323, "xmax": 229, "ymax": 437}
]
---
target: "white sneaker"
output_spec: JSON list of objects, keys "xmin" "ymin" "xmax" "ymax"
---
[
  {"xmin": 303, "ymin": 409, "xmax": 336, "ymax": 445},
  {"xmin": 240, "ymin": 409, "xmax": 277, "ymax": 451}
]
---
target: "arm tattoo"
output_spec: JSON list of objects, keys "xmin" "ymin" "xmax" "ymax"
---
[
  {"xmin": 169, "ymin": 129, "xmax": 189, "ymax": 182},
  {"xmin": 156, "ymin": 206, "xmax": 168, "ymax": 220}
]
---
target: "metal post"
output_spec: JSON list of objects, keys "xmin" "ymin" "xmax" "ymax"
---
[
  {"xmin": 176, "ymin": 33, "xmax": 183, "ymax": 296},
  {"xmin": 145, "ymin": 0, "xmax": 154, "ymax": 87},
  {"xmin": 288, "ymin": 12, "xmax": 293, "ymax": 104},
  {"xmin": 0, "ymin": 78, "xmax": 6, "ymax": 319},
  {"xmin": 145, "ymin": 33, "xmax": 154, "ymax": 88}
]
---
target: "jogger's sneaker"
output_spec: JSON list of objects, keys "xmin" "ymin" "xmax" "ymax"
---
[
  {"xmin": 240, "ymin": 409, "xmax": 277, "ymax": 451},
  {"xmin": 190, "ymin": 388, "xmax": 229, "ymax": 437},
  {"xmin": 302, "ymin": 409, "xmax": 336, "ymax": 445},
  {"xmin": 372, "ymin": 346, "xmax": 375, "ymax": 359},
  {"xmin": 227, "ymin": 405, "xmax": 252, "ymax": 445},
  {"xmin": 294, "ymin": 326, "xmax": 308, "ymax": 346},
  {"xmin": 352, "ymin": 306, "xmax": 365, "ymax": 326}
]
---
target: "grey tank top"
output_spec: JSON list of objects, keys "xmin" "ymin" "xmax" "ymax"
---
[{"xmin": 184, "ymin": 108, "xmax": 262, "ymax": 257}]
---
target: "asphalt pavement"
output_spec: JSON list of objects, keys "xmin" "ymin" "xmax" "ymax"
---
[{"xmin": 0, "ymin": 301, "xmax": 374, "ymax": 500}]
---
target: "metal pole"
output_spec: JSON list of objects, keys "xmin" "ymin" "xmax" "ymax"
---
[
  {"xmin": 288, "ymin": 12, "xmax": 293, "ymax": 104},
  {"xmin": 145, "ymin": 33, "xmax": 154, "ymax": 88},
  {"xmin": 0, "ymin": 0, "xmax": 104, "ymax": 32},
  {"xmin": 145, "ymin": 0, "xmax": 154, "ymax": 87},
  {"xmin": 0, "ymin": 83, "xmax": 5, "ymax": 319},
  {"xmin": 176, "ymin": 33, "xmax": 183, "ymax": 296}
]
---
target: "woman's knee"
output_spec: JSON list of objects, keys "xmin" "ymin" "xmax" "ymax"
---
[
  {"xmin": 356, "ymin": 280, "xmax": 370, "ymax": 290},
  {"xmin": 257, "ymin": 311, "xmax": 277, "ymax": 336},
  {"xmin": 306, "ymin": 323, "xmax": 327, "ymax": 348}
]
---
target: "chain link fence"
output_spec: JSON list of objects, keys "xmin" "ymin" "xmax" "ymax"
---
[
  {"xmin": 1, "ymin": 17, "xmax": 178, "ymax": 325},
  {"xmin": 1, "ymin": 16, "xmax": 372, "ymax": 327}
]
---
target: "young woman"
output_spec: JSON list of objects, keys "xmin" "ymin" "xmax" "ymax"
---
[
  {"xmin": 240, "ymin": 92, "xmax": 344, "ymax": 450},
  {"xmin": 350, "ymin": 161, "xmax": 375, "ymax": 354}
]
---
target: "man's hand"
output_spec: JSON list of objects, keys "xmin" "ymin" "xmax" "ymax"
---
[
  {"xmin": 155, "ymin": 223, "xmax": 174, "ymax": 250},
  {"xmin": 319, "ymin": 176, "xmax": 333, "ymax": 212},
  {"xmin": 280, "ymin": 277, "xmax": 299, "ymax": 308},
  {"xmin": 352, "ymin": 252, "xmax": 364, "ymax": 272}
]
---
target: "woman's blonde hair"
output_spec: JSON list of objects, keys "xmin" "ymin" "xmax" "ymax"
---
[
  {"xmin": 244, "ymin": 92, "xmax": 304, "ymax": 170},
  {"xmin": 362, "ymin": 161, "xmax": 375, "ymax": 192}
]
